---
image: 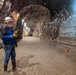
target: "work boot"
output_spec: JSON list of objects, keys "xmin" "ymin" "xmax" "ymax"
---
[
  {"xmin": 4, "ymin": 64, "xmax": 8, "ymax": 72},
  {"xmin": 12, "ymin": 61, "xmax": 16, "ymax": 72}
]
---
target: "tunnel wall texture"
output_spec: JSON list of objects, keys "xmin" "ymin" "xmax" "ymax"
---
[{"xmin": 60, "ymin": 15, "xmax": 76, "ymax": 38}]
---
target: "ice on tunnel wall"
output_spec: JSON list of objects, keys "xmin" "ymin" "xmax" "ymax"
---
[{"xmin": 60, "ymin": 15, "xmax": 76, "ymax": 38}]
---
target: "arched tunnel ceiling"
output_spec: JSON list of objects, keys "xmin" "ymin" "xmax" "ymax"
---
[
  {"xmin": 10, "ymin": 0, "xmax": 73, "ymax": 14},
  {"xmin": 10, "ymin": 0, "xmax": 73, "ymax": 33}
]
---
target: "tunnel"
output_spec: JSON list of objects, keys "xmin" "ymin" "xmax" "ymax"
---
[
  {"xmin": 0, "ymin": 0, "xmax": 76, "ymax": 44},
  {"xmin": 0, "ymin": 0, "xmax": 76, "ymax": 75}
]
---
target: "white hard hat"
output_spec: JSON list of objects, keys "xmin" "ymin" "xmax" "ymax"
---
[{"xmin": 5, "ymin": 16, "xmax": 13, "ymax": 22}]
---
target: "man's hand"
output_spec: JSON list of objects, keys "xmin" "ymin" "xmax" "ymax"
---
[
  {"xmin": 13, "ymin": 30, "xmax": 18, "ymax": 38},
  {"xmin": 13, "ymin": 34, "xmax": 17, "ymax": 37},
  {"xmin": 10, "ymin": 30, "xmax": 18, "ymax": 38}
]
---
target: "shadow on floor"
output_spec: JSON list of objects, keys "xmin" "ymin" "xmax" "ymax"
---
[
  {"xmin": 17, "ymin": 55, "xmax": 40, "ymax": 68},
  {"xmin": 16, "ymin": 55, "xmax": 35, "ymax": 68}
]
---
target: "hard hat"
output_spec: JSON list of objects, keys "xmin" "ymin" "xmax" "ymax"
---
[{"xmin": 5, "ymin": 16, "xmax": 13, "ymax": 23}]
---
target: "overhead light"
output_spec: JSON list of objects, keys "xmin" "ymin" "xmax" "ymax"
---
[
  {"xmin": 24, "ymin": 22, "xmax": 27, "ymax": 27},
  {"xmin": 22, "ymin": 19, "xmax": 24, "ymax": 25}
]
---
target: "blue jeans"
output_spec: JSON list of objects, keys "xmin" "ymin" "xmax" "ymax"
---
[{"xmin": 3, "ymin": 44, "xmax": 16, "ymax": 65}]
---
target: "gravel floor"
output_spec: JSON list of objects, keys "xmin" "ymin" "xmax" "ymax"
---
[{"xmin": 0, "ymin": 37, "xmax": 76, "ymax": 75}]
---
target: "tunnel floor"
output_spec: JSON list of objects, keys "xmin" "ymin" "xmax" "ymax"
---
[{"xmin": 0, "ymin": 37, "xmax": 76, "ymax": 75}]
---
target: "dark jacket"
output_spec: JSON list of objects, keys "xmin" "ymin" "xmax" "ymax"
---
[{"xmin": 2, "ymin": 26, "xmax": 16, "ymax": 44}]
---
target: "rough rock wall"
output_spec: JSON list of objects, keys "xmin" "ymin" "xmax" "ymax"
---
[
  {"xmin": 58, "ymin": 15, "xmax": 76, "ymax": 45},
  {"xmin": 0, "ymin": 1, "xmax": 11, "ymax": 25},
  {"xmin": 60, "ymin": 15, "xmax": 76, "ymax": 38},
  {"xmin": 40, "ymin": 8, "xmax": 70, "ymax": 40}
]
